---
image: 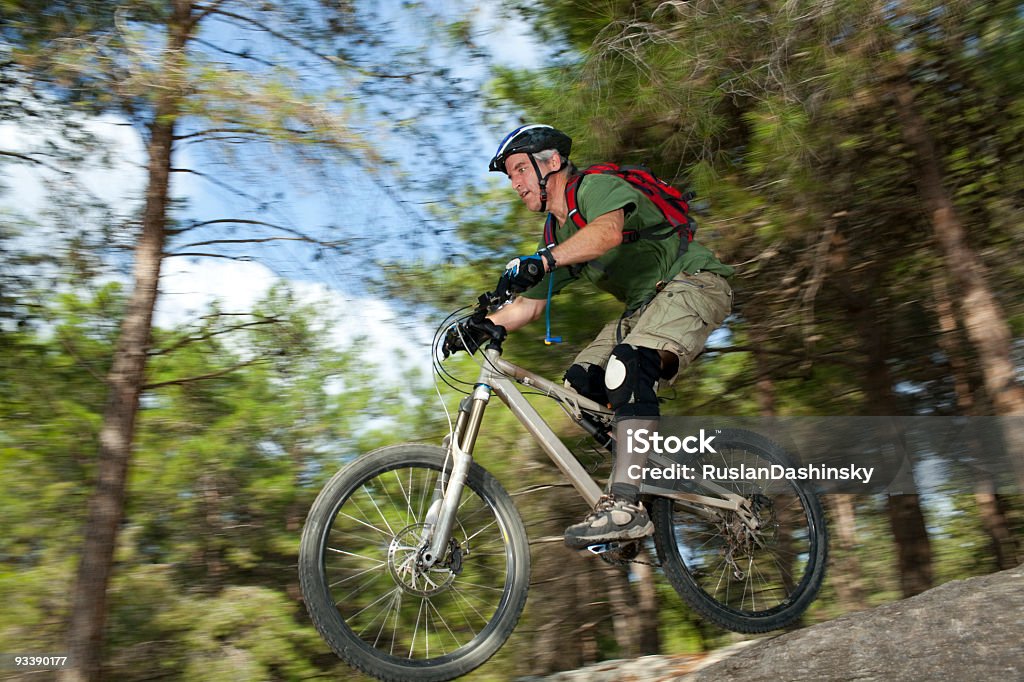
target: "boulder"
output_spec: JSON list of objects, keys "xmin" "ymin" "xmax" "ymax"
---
[
  {"xmin": 685, "ymin": 565, "xmax": 1024, "ymax": 681},
  {"xmin": 520, "ymin": 566, "xmax": 1024, "ymax": 681}
]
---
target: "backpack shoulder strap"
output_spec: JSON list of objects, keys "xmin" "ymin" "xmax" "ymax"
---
[
  {"xmin": 564, "ymin": 163, "xmax": 624, "ymax": 230},
  {"xmin": 542, "ymin": 212, "xmax": 557, "ymax": 247},
  {"xmin": 564, "ymin": 173, "xmax": 588, "ymax": 230}
]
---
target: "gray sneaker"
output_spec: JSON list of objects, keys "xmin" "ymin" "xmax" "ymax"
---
[{"xmin": 563, "ymin": 495, "xmax": 654, "ymax": 549}]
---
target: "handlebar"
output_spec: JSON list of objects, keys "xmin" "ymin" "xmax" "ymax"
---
[{"xmin": 477, "ymin": 292, "xmax": 508, "ymax": 350}]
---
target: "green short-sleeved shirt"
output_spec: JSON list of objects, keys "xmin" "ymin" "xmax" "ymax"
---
[{"xmin": 522, "ymin": 174, "xmax": 734, "ymax": 310}]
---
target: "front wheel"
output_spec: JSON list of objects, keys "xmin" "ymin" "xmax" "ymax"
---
[
  {"xmin": 299, "ymin": 444, "xmax": 530, "ymax": 682},
  {"xmin": 651, "ymin": 429, "xmax": 828, "ymax": 633}
]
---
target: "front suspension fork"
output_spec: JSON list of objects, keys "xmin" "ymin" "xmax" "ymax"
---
[{"xmin": 422, "ymin": 384, "xmax": 490, "ymax": 567}]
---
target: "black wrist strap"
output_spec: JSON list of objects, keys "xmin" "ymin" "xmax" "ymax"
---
[{"xmin": 538, "ymin": 247, "xmax": 557, "ymax": 271}]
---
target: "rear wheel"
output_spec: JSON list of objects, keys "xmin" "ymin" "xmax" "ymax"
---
[
  {"xmin": 651, "ymin": 429, "xmax": 828, "ymax": 632},
  {"xmin": 299, "ymin": 445, "xmax": 530, "ymax": 682}
]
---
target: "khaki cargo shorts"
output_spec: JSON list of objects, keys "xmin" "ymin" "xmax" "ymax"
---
[{"xmin": 572, "ymin": 270, "xmax": 733, "ymax": 383}]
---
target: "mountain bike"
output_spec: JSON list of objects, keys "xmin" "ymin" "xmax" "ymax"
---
[{"xmin": 298, "ymin": 291, "xmax": 829, "ymax": 682}]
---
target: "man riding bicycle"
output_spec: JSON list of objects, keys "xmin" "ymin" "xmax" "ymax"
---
[{"xmin": 444, "ymin": 124, "xmax": 733, "ymax": 550}]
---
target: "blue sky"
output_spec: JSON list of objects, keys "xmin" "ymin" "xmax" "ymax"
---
[{"xmin": 1, "ymin": 1, "xmax": 541, "ymax": 381}]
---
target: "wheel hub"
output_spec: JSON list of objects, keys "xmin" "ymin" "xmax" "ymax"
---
[
  {"xmin": 387, "ymin": 523, "xmax": 462, "ymax": 596},
  {"xmin": 716, "ymin": 495, "xmax": 778, "ymax": 579}
]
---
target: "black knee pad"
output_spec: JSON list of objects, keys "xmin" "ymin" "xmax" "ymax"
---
[
  {"xmin": 605, "ymin": 344, "xmax": 661, "ymax": 417},
  {"xmin": 563, "ymin": 363, "xmax": 608, "ymax": 405}
]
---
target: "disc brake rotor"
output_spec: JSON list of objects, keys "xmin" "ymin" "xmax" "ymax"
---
[
  {"xmin": 387, "ymin": 523, "xmax": 462, "ymax": 597},
  {"xmin": 716, "ymin": 495, "xmax": 778, "ymax": 580}
]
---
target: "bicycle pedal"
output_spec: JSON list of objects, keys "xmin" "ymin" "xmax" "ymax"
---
[{"xmin": 586, "ymin": 542, "xmax": 621, "ymax": 555}]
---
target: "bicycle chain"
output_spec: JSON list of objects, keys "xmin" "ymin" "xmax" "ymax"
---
[
  {"xmin": 600, "ymin": 554, "xmax": 662, "ymax": 568},
  {"xmin": 597, "ymin": 543, "xmax": 662, "ymax": 568}
]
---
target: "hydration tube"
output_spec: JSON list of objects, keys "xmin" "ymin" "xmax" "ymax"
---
[{"xmin": 544, "ymin": 272, "xmax": 561, "ymax": 345}]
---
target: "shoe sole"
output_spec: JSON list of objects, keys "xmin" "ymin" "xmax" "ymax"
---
[{"xmin": 564, "ymin": 521, "xmax": 654, "ymax": 550}]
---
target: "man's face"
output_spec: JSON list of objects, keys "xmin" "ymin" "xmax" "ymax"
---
[{"xmin": 504, "ymin": 152, "xmax": 558, "ymax": 212}]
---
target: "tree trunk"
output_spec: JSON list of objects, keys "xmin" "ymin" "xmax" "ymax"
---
[
  {"xmin": 61, "ymin": 4, "xmax": 192, "ymax": 680},
  {"xmin": 891, "ymin": 80, "xmax": 1024, "ymax": 419},
  {"xmin": 974, "ymin": 482, "xmax": 1022, "ymax": 570},
  {"xmin": 855, "ymin": 287, "xmax": 934, "ymax": 598},
  {"xmin": 886, "ymin": 494, "xmax": 934, "ymax": 596},
  {"xmin": 599, "ymin": 558, "xmax": 660, "ymax": 657},
  {"xmin": 631, "ymin": 559, "xmax": 661, "ymax": 654},
  {"xmin": 826, "ymin": 220, "xmax": 934, "ymax": 600},
  {"xmin": 933, "ymin": 272, "xmax": 1021, "ymax": 569},
  {"xmin": 931, "ymin": 272, "xmax": 976, "ymax": 414},
  {"xmin": 605, "ymin": 563, "xmax": 638, "ymax": 658},
  {"xmin": 826, "ymin": 495, "xmax": 868, "ymax": 610}
]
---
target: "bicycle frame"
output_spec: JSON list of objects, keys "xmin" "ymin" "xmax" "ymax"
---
[{"xmin": 424, "ymin": 345, "xmax": 745, "ymax": 565}]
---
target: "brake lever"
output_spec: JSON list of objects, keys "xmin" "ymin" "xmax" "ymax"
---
[
  {"xmin": 473, "ymin": 294, "xmax": 493, "ymax": 322},
  {"xmin": 476, "ymin": 289, "xmax": 512, "ymax": 319}
]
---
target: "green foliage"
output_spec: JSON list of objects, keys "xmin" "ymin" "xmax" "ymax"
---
[
  {"xmin": 102, "ymin": 567, "xmax": 339, "ymax": 680},
  {"xmin": 0, "ymin": 284, "xmax": 397, "ymax": 678},
  {"xmin": 170, "ymin": 586, "xmax": 324, "ymax": 681}
]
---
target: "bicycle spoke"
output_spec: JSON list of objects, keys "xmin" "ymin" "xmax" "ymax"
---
[
  {"xmin": 463, "ymin": 518, "xmax": 499, "ymax": 544},
  {"xmin": 427, "ymin": 598, "xmax": 460, "ymax": 653},
  {"xmin": 327, "ymin": 547, "xmax": 385, "ymax": 564},
  {"xmin": 391, "ymin": 469, "xmax": 414, "ymax": 527},
  {"xmin": 350, "ymin": 586, "xmax": 403, "ymax": 622},
  {"xmin": 362, "ymin": 486, "xmax": 397, "ymax": 537},
  {"xmin": 451, "ymin": 581, "xmax": 505, "ymax": 593},
  {"xmin": 339, "ymin": 570, "xmax": 389, "ymax": 606},
  {"xmin": 416, "ymin": 467, "xmax": 433, "ymax": 523},
  {"xmin": 444, "ymin": 586, "xmax": 479, "ymax": 638},
  {"xmin": 448, "ymin": 584, "xmax": 490, "ymax": 623},
  {"xmin": 368, "ymin": 589, "xmax": 401, "ymax": 646},
  {"xmin": 329, "ymin": 563, "xmax": 383, "ymax": 588},
  {"xmin": 329, "ymin": 529, "xmax": 385, "ymax": 548},
  {"xmin": 408, "ymin": 598, "xmax": 425, "ymax": 659},
  {"xmin": 338, "ymin": 510, "xmax": 392, "ymax": 538},
  {"xmin": 389, "ymin": 589, "xmax": 402, "ymax": 656}
]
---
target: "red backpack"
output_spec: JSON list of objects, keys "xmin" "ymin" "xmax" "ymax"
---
[{"xmin": 543, "ymin": 163, "xmax": 697, "ymax": 248}]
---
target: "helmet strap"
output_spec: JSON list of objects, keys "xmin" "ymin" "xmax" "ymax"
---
[
  {"xmin": 527, "ymin": 153, "xmax": 548, "ymax": 212},
  {"xmin": 528, "ymin": 152, "xmax": 566, "ymax": 214}
]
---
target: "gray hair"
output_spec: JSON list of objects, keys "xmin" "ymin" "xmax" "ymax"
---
[
  {"xmin": 534, "ymin": 148, "xmax": 576, "ymax": 174},
  {"xmin": 533, "ymin": 148, "xmax": 559, "ymax": 163}
]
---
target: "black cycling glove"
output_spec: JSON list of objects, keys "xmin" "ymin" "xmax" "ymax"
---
[
  {"xmin": 494, "ymin": 250, "xmax": 551, "ymax": 301},
  {"xmin": 442, "ymin": 317, "xmax": 506, "ymax": 358}
]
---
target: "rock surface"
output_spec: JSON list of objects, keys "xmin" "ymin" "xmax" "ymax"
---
[{"xmin": 521, "ymin": 566, "xmax": 1024, "ymax": 681}]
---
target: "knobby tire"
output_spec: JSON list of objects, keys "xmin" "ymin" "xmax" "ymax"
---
[
  {"xmin": 651, "ymin": 428, "xmax": 828, "ymax": 632},
  {"xmin": 299, "ymin": 445, "xmax": 530, "ymax": 682}
]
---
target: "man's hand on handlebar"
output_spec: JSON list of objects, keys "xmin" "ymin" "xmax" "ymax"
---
[
  {"xmin": 494, "ymin": 250, "xmax": 549, "ymax": 301},
  {"xmin": 442, "ymin": 316, "xmax": 507, "ymax": 358}
]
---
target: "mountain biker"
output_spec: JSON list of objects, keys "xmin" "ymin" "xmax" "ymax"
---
[{"xmin": 444, "ymin": 124, "xmax": 734, "ymax": 550}]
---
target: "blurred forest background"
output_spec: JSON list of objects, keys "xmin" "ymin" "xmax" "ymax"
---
[{"xmin": 2, "ymin": 1, "xmax": 1023, "ymax": 680}]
